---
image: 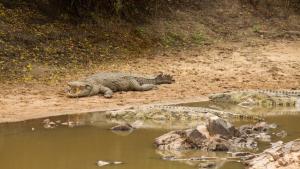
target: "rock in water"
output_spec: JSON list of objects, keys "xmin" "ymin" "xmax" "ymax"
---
[
  {"xmin": 246, "ymin": 139, "xmax": 300, "ymax": 169},
  {"xmin": 96, "ymin": 160, "xmax": 123, "ymax": 167},
  {"xmin": 42, "ymin": 119, "xmax": 56, "ymax": 129},
  {"xmin": 276, "ymin": 130, "xmax": 287, "ymax": 138},
  {"xmin": 198, "ymin": 162, "xmax": 216, "ymax": 168},
  {"xmin": 185, "ymin": 127, "xmax": 208, "ymax": 146},
  {"xmin": 154, "ymin": 117, "xmax": 277, "ymax": 152},
  {"xmin": 207, "ymin": 116, "xmax": 240, "ymax": 138},
  {"xmin": 154, "ymin": 131, "xmax": 194, "ymax": 150},
  {"xmin": 111, "ymin": 123, "xmax": 133, "ymax": 131},
  {"xmin": 96, "ymin": 161, "xmax": 110, "ymax": 167},
  {"xmin": 207, "ymin": 136, "xmax": 230, "ymax": 151}
]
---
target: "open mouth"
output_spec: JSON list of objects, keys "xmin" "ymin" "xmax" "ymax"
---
[
  {"xmin": 66, "ymin": 85, "xmax": 86, "ymax": 96},
  {"xmin": 66, "ymin": 83, "xmax": 92, "ymax": 97}
]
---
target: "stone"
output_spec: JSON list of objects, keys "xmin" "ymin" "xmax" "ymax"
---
[
  {"xmin": 61, "ymin": 121, "xmax": 76, "ymax": 128},
  {"xmin": 111, "ymin": 123, "xmax": 133, "ymax": 131},
  {"xmin": 207, "ymin": 116, "xmax": 240, "ymax": 138},
  {"xmin": 96, "ymin": 160, "xmax": 123, "ymax": 167},
  {"xmin": 290, "ymin": 141, "xmax": 300, "ymax": 152},
  {"xmin": 230, "ymin": 151, "xmax": 256, "ymax": 160},
  {"xmin": 207, "ymin": 137, "xmax": 230, "ymax": 151},
  {"xmin": 185, "ymin": 128, "xmax": 207, "ymax": 146},
  {"xmin": 198, "ymin": 162, "xmax": 216, "ymax": 168},
  {"xmin": 239, "ymin": 124, "xmax": 254, "ymax": 135},
  {"xmin": 42, "ymin": 119, "xmax": 50, "ymax": 124},
  {"xmin": 253, "ymin": 122, "xmax": 269, "ymax": 132},
  {"xmin": 276, "ymin": 130, "xmax": 287, "ymax": 138},
  {"xmin": 43, "ymin": 121, "xmax": 56, "ymax": 129},
  {"xmin": 154, "ymin": 120, "xmax": 279, "ymax": 155},
  {"xmin": 231, "ymin": 152, "xmax": 253, "ymax": 157},
  {"xmin": 154, "ymin": 131, "xmax": 193, "ymax": 150},
  {"xmin": 96, "ymin": 161, "xmax": 110, "ymax": 167},
  {"xmin": 255, "ymin": 132, "xmax": 271, "ymax": 142},
  {"xmin": 232, "ymin": 137, "xmax": 257, "ymax": 150},
  {"xmin": 196, "ymin": 125, "xmax": 210, "ymax": 138},
  {"xmin": 42, "ymin": 118, "xmax": 57, "ymax": 129},
  {"xmin": 247, "ymin": 139, "xmax": 300, "ymax": 169}
]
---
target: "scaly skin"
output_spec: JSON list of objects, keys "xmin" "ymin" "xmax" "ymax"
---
[
  {"xmin": 106, "ymin": 105, "xmax": 263, "ymax": 121},
  {"xmin": 209, "ymin": 90, "xmax": 300, "ymax": 107},
  {"xmin": 257, "ymin": 89, "xmax": 300, "ymax": 97},
  {"xmin": 66, "ymin": 72, "xmax": 174, "ymax": 98}
]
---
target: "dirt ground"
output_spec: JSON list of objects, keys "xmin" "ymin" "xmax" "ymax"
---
[{"xmin": 0, "ymin": 38, "xmax": 299, "ymax": 123}]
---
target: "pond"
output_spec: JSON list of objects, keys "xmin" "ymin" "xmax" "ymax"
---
[{"xmin": 0, "ymin": 102, "xmax": 299, "ymax": 169}]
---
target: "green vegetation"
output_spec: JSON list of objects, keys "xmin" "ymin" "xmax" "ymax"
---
[
  {"xmin": 252, "ymin": 25, "xmax": 261, "ymax": 33},
  {"xmin": 191, "ymin": 32, "xmax": 205, "ymax": 45},
  {"xmin": 161, "ymin": 32, "xmax": 184, "ymax": 47}
]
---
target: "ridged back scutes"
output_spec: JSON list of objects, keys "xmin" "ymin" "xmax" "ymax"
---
[
  {"xmin": 85, "ymin": 72, "xmax": 174, "ymax": 85},
  {"xmin": 149, "ymin": 105, "xmax": 262, "ymax": 120},
  {"xmin": 259, "ymin": 89, "xmax": 300, "ymax": 96}
]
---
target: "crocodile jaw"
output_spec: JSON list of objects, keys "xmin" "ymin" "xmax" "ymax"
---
[{"xmin": 66, "ymin": 81, "xmax": 93, "ymax": 98}]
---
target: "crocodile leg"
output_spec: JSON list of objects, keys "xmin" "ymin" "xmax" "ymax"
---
[
  {"xmin": 130, "ymin": 79, "xmax": 157, "ymax": 91},
  {"xmin": 98, "ymin": 85, "xmax": 114, "ymax": 98}
]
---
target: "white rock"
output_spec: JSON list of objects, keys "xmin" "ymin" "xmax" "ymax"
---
[
  {"xmin": 112, "ymin": 161, "xmax": 123, "ymax": 165},
  {"xmin": 96, "ymin": 160, "xmax": 123, "ymax": 167},
  {"xmin": 96, "ymin": 160, "xmax": 110, "ymax": 167}
]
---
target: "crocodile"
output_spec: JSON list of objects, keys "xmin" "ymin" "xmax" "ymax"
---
[
  {"xmin": 66, "ymin": 72, "xmax": 174, "ymax": 98},
  {"xmin": 106, "ymin": 105, "xmax": 263, "ymax": 121},
  {"xmin": 209, "ymin": 90, "xmax": 300, "ymax": 107}
]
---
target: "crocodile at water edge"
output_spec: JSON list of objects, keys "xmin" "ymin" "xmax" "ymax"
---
[
  {"xmin": 209, "ymin": 90, "xmax": 300, "ymax": 107},
  {"xmin": 106, "ymin": 105, "xmax": 263, "ymax": 122},
  {"xmin": 66, "ymin": 72, "xmax": 174, "ymax": 98}
]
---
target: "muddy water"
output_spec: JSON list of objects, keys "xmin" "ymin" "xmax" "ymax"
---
[
  {"xmin": 0, "ymin": 118, "xmax": 241, "ymax": 169},
  {"xmin": 0, "ymin": 122, "xmax": 189, "ymax": 169},
  {"xmin": 0, "ymin": 103, "xmax": 299, "ymax": 169}
]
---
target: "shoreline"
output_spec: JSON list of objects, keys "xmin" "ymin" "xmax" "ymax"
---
[
  {"xmin": 1, "ymin": 39, "xmax": 299, "ymax": 124},
  {"xmin": 0, "ymin": 96, "xmax": 208, "ymax": 124}
]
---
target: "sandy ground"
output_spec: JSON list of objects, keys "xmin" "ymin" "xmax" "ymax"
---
[{"xmin": 0, "ymin": 38, "xmax": 299, "ymax": 123}]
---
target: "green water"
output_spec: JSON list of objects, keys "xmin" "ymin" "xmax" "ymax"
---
[{"xmin": 0, "ymin": 102, "xmax": 299, "ymax": 169}]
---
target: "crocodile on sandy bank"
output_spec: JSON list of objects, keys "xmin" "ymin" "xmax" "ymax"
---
[
  {"xmin": 66, "ymin": 72, "xmax": 174, "ymax": 98},
  {"xmin": 209, "ymin": 90, "xmax": 300, "ymax": 107}
]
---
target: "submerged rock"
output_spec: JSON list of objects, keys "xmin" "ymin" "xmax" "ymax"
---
[
  {"xmin": 42, "ymin": 119, "xmax": 57, "ymax": 129},
  {"xmin": 111, "ymin": 123, "xmax": 133, "ymax": 131},
  {"xmin": 275, "ymin": 130, "xmax": 288, "ymax": 138},
  {"xmin": 61, "ymin": 121, "xmax": 77, "ymax": 127},
  {"xmin": 198, "ymin": 162, "xmax": 216, "ymax": 168},
  {"xmin": 238, "ymin": 122, "xmax": 276, "ymax": 143},
  {"xmin": 246, "ymin": 139, "xmax": 300, "ymax": 169},
  {"xmin": 230, "ymin": 151, "xmax": 255, "ymax": 159},
  {"xmin": 206, "ymin": 136, "xmax": 231, "ymax": 151},
  {"xmin": 231, "ymin": 137, "xmax": 257, "ymax": 150}
]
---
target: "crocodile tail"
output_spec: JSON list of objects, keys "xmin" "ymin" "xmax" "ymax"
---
[{"xmin": 155, "ymin": 73, "xmax": 175, "ymax": 84}]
